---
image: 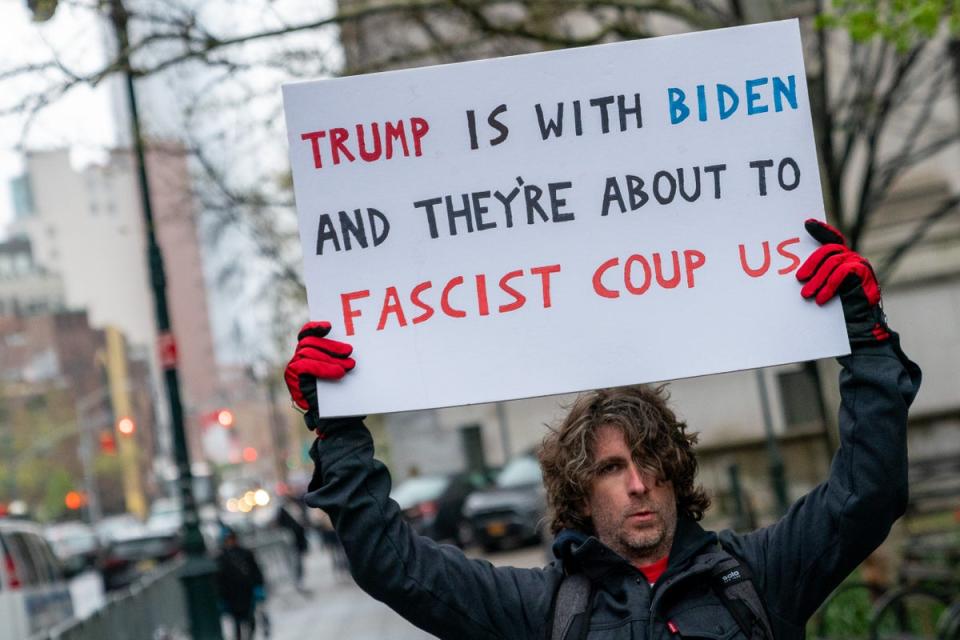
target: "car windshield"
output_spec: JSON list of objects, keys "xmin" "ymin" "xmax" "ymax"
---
[
  {"xmin": 391, "ymin": 476, "xmax": 449, "ymax": 509},
  {"xmin": 496, "ymin": 456, "xmax": 542, "ymax": 488}
]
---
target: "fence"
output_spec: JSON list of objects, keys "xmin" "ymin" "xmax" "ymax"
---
[{"xmin": 40, "ymin": 528, "xmax": 298, "ymax": 640}]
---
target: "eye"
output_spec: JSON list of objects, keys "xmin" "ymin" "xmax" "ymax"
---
[{"xmin": 597, "ymin": 461, "xmax": 622, "ymax": 475}]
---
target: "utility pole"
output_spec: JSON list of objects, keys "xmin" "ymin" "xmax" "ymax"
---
[{"xmin": 106, "ymin": 2, "xmax": 223, "ymax": 637}]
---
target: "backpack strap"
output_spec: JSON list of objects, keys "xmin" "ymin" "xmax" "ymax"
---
[
  {"xmin": 548, "ymin": 572, "xmax": 593, "ymax": 640},
  {"xmin": 709, "ymin": 550, "xmax": 774, "ymax": 640}
]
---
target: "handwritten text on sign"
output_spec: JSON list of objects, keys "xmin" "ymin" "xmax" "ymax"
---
[{"xmin": 283, "ymin": 19, "xmax": 849, "ymax": 417}]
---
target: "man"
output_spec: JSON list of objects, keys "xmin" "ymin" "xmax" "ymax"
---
[
  {"xmin": 216, "ymin": 526, "xmax": 266, "ymax": 640},
  {"xmin": 275, "ymin": 496, "xmax": 309, "ymax": 590},
  {"xmin": 283, "ymin": 220, "xmax": 921, "ymax": 639}
]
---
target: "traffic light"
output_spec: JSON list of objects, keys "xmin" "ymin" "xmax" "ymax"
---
[
  {"xmin": 99, "ymin": 431, "xmax": 117, "ymax": 455},
  {"xmin": 117, "ymin": 416, "xmax": 136, "ymax": 436},
  {"xmin": 25, "ymin": 0, "xmax": 58, "ymax": 22},
  {"xmin": 64, "ymin": 491, "xmax": 86, "ymax": 510},
  {"xmin": 216, "ymin": 409, "xmax": 234, "ymax": 428},
  {"xmin": 242, "ymin": 447, "xmax": 258, "ymax": 462}
]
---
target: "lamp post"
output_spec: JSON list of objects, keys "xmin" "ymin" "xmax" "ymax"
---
[{"xmin": 106, "ymin": 2, "xmax": 223, "ymax": 637}]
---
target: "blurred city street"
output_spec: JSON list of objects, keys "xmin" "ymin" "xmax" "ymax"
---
[
  {"xmin": 265, "ymin": 543, "xmax": 546, "ymax": 640},
  {"xmin": 65, "ymin": 539, "xmax": 547, "ymax": 639}
]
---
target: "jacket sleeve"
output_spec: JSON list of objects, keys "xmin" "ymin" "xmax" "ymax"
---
[
  {"xmin": 721, "ymin": 332, "xmax": 921, "ymax": 630},
  {"xmin": 302, "ymin": 418, "xmax": 559, "ymax": 640}
]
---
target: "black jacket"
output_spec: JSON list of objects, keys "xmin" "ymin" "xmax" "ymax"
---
[
  {"xmin": 216, "ymin": 545, "xmax": 265, "ymax": 616},
  {"xmin": 304, "ymin": 335, "xmax": 920, "ymax": 639}
]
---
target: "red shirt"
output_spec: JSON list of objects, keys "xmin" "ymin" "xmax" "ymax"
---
[{"xmin": 638, "ymin": 555, "xmax": 669, "ymax": 585}]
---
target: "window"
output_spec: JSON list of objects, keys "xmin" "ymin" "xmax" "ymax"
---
[
  {"xmin": 2, "ymin": 532, "xmax": 42, "ymax": 586},
  {"xmin": 777, "ymin": 366, "xmax": 822, "ymax": 430}
]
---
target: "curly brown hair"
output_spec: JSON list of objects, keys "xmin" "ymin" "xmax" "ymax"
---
[{"xmin": 539, "ymin": 384, "xmax": 710, "ymax": 535}]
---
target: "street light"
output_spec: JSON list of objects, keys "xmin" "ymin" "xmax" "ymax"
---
[
  {"xmin": 216, "ymin": 409, "xmax": 234, "ymax": 428},
  {"xmin": 117, "ymin": 416, "xmax": 136, "ymax": 436}
]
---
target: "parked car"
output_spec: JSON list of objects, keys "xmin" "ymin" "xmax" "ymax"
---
[
  {"xmin": 0, "ymin": 519, "xmax": 74, "ymax": 640},
  {"xmin": 97, "ymin": 531, "xmax": 181, "ymax": 591},
  {"xmin": 392, "ymin": 473, "xmax": 489, "ymax": 546},
  {"xmin": 45, "ymin": 520, "xmax": 101, "ymax": 577},
  {"xmin": 462, "ymin": 451, "xmax": 547, "ymax": 551},
  {"xmin": 146, "ymin": 497, "xmax": 221, "ymax": 548},
  {"xmin": 94, "ymin": 513, "xmax": 147, "ymax": 545}
]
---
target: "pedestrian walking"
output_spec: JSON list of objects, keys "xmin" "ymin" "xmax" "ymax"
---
[
  {"xmin": 275, "ymin": 496, "xmax": 309, "ymax": 590},
  {"xmin": 283, "ymin": 219, "xmax": 921, "ymax": 639},
  {"xmin": 216, "ymin": 527, "xmax": 266, "ymax": 640}
]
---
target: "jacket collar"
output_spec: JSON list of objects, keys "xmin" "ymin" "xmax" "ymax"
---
[{"xmin": 554, "ymin": 516, "xmax": 717, "ymax": 582}]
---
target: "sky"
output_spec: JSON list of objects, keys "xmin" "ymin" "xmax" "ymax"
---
[
  {"xmin": 0, "ymin": 0, "xmax": 339, "ymax": 362},
  {"xmin": 0, "ymin": 1, "xmax": 118, "ymax": 237}
]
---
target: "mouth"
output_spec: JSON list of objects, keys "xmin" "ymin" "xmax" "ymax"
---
[{"xmin": 627, "ymin": 510, "xmax": 656, "ymax": 523}]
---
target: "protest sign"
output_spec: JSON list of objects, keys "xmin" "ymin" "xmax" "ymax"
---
[{"xmin": 282, "ymin": 19, "xmax": 849, "ymax": 417}]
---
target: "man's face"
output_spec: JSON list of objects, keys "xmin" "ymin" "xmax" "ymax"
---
[{"xmin": 583, "ymin": 424, "xmax": 678, "ymax": 565}]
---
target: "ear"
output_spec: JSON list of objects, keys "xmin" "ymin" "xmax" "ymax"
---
[{"xmin": 580, "ymin": 496, "xmax": 591, "ymax": 519}]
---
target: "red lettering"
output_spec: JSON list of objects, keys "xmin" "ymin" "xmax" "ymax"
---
[
  {"xmin": 330, "ymin": 127, "xmax": 356, "ymax": 165},
  {"xmin": 356, "ymin": 122, "xmax": 382, "ymax": 162},
  {"xmin": 411, "ymin": 117, "xmax": 430, "ymax": 157},
  {"xmin": 441, "ymin": 276, "xmax": 466, "ymax": 318},
  {"xmin": 654, "ymin": 251, "xmax": 682, "ymax": 289},
  {"xmin": 410, "ymin": 281, "xmax": 434, "ymax": 324},
  {"xmin": 376, "ymin": 286, "xmax": 408, "ymax": 331},
  {"xmin": 683, "ymin": 250, "xmax": 706, "ymax": 287},
  {"xmin": 739, "ymin": 241, "xmax": 771, "ymax": 278},
  {"xmin": 776, "ymin": 237, "xmax": 801, "ymax": 275},
  {"xmin": 301, "ymin": 131, "xmax": 326, "ymax": 168},
  {"xmin": 530, "ymin": 264, "xmax": 561, "ymax": 308},
  {"xmin": 624, "ymin": 254, "xmax": 651, "ymax": 295},
  {"xmin": 385, "ymin": 121, "xmax": 409, "ymax": 160},
  {"xmin": 475, "ymin": 274, "xmax": 490, "ymax": 316},
  {"xmin": 593, "ymin": 258, "xmax": 620, "ymax": 299},
  {"xmin": 340, "ymin": 290, "xmax": 370, "ymax": 336},
  {"xmin": 498, "ymin": 270, "xmax": 526, "ymax": 312}
]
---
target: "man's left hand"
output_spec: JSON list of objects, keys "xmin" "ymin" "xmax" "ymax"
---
[{"xmin": 796, "ymin": 218, "xmax": 890, "ymax": 345}]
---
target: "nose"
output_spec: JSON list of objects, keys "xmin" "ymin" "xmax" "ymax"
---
[{"xmin": 626, "ymin": 462, "xmax": 649, "ymax": 495}]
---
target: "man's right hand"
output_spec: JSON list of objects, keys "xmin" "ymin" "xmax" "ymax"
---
[{"xmin": 284, "ymin": 321, "xmax": 355, "ymax": 431}]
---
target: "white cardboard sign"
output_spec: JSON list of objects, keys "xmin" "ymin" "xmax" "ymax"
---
[{"xmin": 283, "ymin": 19, "xmax": 849, "ymax": 417}]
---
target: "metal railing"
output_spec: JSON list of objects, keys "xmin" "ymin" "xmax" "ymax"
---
[
  {"xmin": 39, "ymin": 527, "xmax": 300, "ymax": 640},
  {"xmin": 43, "ymin": 558, "xmax": 190, "ymax": 640}
]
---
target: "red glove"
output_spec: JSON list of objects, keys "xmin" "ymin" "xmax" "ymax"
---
[
  {"xmin": 284, "ymin": 321, "xmax": 355, "ymax": 430},
  {"xmin": 796, "ymin": 219, "xmax": 890, "ymax": 344}
]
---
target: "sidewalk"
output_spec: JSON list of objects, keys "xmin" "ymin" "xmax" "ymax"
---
[
  {"xmin": 265, "ymin": 546, "xmax": 432, "ymax": 640},
  {"xmin": 265, "ymin": 542, "xmax": 545, "ymax": 640}
]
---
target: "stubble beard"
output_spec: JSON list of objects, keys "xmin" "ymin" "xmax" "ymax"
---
[{"xmin": 597, "ymin": 507, "xmax": 677, "ymax": 565}]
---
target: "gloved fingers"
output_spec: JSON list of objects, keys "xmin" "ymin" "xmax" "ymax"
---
[
  {"xmin": 800, "ymin": 251, "xmax": 849, "ymax": 300},
  {"xmin": 296, "ymin": 335, "xmax": 353, "ymax": 359},
  {"xmin": 796, "ymin": 244, "xmax": 845, "ymax": 282},
  {"xmin": 297, "ymin": 321, "xmax": 332, "ymax": 341},
  {"xmin": 816, "ymin": 256, "xmax": 872, "ymax": 304},
  {"xmin": 284, "ymin": 357, "xmax": 353, "ymax": 411},
  {"xmin": 286, "ymin": 356, "xmax": 352, "ymax": 383},
  {"xmin": 292, "ymin": 348, "xmax": 356, "ymax": 372},
  {"xmin": 804, "ymin": 218, "xmax": 847, "ymax": 247}
]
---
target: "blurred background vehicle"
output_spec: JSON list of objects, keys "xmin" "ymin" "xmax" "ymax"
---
[
  {"xmin": 146, "ymin": 497, "xmax": 222, "ymax": 549},
  {"xmin": 44, "ymin": 520, "xmax": 101, "ymax": 578},
  {"xmin": 0, "ymin": 520, "xmax": 74, "ymax": 640},
  {"xmin": 463, "ymin": 451, "xmax": 547, "ymax": 552},
  {"xmin": 392, "ymin": 472, "xmax": 489, "ymax": 547},
  {"xmin": 94, "ymin": 513, "xmax": 148, "ymax": 545},
  {"xmin": 97, "ymin": 530, "xmax": 181, "ymax": 592}
]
